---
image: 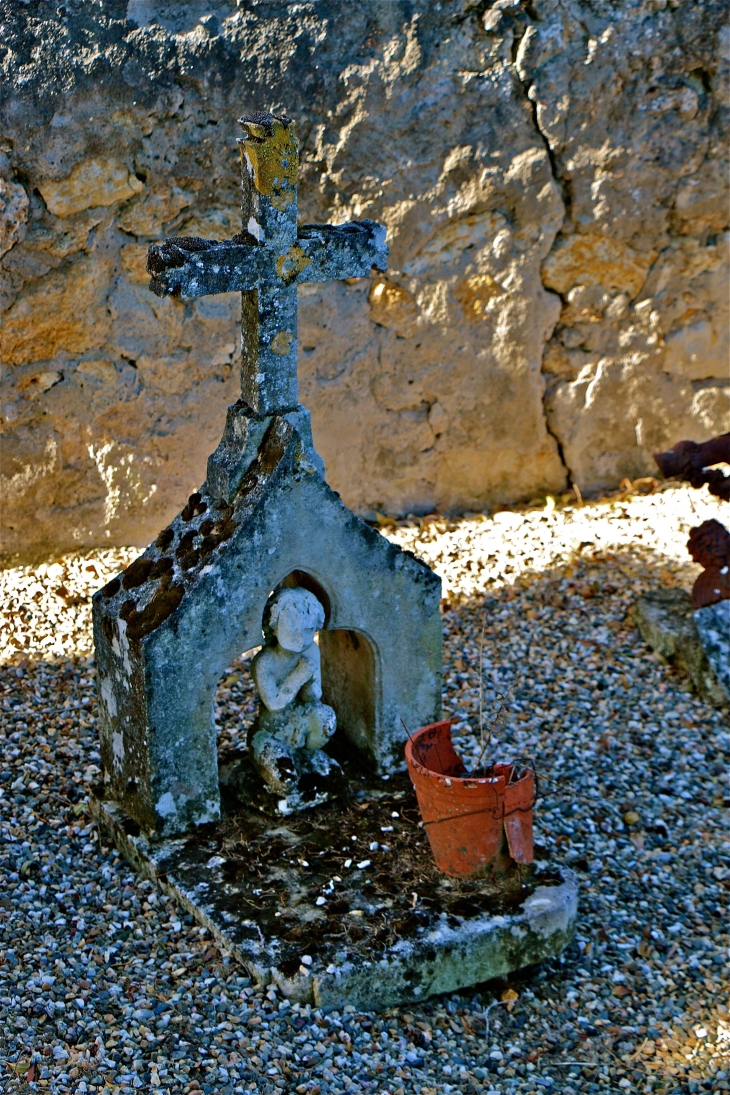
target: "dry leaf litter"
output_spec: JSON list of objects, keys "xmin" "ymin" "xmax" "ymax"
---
[{"xmin": 1, "ymin": 482, "xmax": 728, "ymax": 1095}]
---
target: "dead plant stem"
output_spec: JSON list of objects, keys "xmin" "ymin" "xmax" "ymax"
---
[{"xmin": 479, "ymin": 622, "xmax": 484, "ymax": 761}]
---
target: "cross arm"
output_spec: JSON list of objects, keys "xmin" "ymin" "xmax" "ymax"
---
[
  {"xmin": 146, "ymin": 220, "xmax": 388, "ymax": 300},
  {"xmin": 146, "ymin": 234, "xmax": 266, "ymax": 299},
  {"xmin": 293, "ymin": 221, "xmax": 388, "ymax": 283}
]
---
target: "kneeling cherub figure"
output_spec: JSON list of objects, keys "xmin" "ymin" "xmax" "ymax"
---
[{"xmin": 250, "ymin": 587, "xmax": 341, "ymax": 811}]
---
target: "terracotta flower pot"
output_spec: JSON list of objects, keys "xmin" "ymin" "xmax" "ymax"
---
[{"xmin": 405, "ymin": 720, "xmax": 535, "ymax": 878}]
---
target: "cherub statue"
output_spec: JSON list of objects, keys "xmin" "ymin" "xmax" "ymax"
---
[{"xmin": 249, "ymin": 587, "xmax": 341, "ymax": 810}]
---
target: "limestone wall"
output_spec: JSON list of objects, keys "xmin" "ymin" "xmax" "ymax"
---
[{"xmin": 1, "ymin": 1, "xmax": 727, "ymax": 563}]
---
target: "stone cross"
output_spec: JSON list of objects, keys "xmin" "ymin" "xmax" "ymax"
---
[{"xmin": 147, "ymin": 110, "xmax": 387, "ymax": 418}]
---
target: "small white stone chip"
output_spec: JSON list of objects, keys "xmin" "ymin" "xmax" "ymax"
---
[
  {"xmin": 356, "ymin": 859, "xmax": 371, "ymax": 870},
  {"xmin": 315, "ymin": 896, "xmax": 327, "ymax": 906},
  {"xmin": 369, "ymin": 841, "xmax": 379, "ymax": 851},
  {"xmin": 300, "ymin": 954, "xmax": 313, "ymax": 966},
  {"xmin": 344, "ymin": 859, "xmax": 352, "ymax": 868}
]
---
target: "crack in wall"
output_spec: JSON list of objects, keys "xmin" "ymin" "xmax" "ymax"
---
[{"xmin": 511, "ymin": 24, "xmax": 573, "ymax": 493}]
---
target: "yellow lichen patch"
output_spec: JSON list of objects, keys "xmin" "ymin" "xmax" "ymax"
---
[
  {"xmin": 276, "ymin": 244, "xmax": 311, "ymax": 284},
  {"xmin": 240, "ymin": 117, "xmax": 298, "ymax": 208},
  {"xmin": 369, "ymin": 278, "xmax": 419, "ymax": 338},
  {"xmin": 271, "ymin": 331, "xmax": 293, "ymax": 355},
  {"xmin": 541, "ymin": 233, "xmax": 656, "ymax": 299},
  {"xmin": 454, "ymin": 273, "xmax": 503, "ymax": 320}
]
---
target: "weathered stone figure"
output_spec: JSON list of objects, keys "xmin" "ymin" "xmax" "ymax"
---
[
  {"xmin": 93, "ymin": 110, "xmax": 442, "ymax": 838},
  {"xmin": 250, "ymin": 586, "xmax": 340, "ymax": 810}
]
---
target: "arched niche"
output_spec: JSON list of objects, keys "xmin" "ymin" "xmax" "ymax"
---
[{"xmin": 319, "ymin": 627, "xmax": 377, "ymax": 769}]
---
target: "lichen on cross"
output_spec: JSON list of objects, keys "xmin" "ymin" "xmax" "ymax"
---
[{"xmin": 146, "ymin": 110, "xmax": 387, "ymax": 433}]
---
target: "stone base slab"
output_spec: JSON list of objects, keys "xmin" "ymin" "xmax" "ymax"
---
[{"xmin": 90, "ymin": 790, "xmax": 577, "ymax": 1012}]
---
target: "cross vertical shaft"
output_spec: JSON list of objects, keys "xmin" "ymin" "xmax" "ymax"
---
[{"xmin": 238, "ymin": 113, "xmax": 299, "ymax": 415}]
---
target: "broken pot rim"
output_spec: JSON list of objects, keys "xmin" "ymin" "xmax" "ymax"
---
[{"xmin": 404, "ymin": 719, "xmax": 534, "ymax": 790}]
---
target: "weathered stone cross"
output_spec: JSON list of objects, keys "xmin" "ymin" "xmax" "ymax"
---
[
  {"xmin": 94, "ymin": 109, "xmax": 442, "ymax": 855},
  {"xmin": 147, "ymin": 111, "xmax": 387, "ymax": 422}
]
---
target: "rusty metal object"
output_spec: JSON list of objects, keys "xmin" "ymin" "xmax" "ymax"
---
[
  {"xmin": 687, "ymin": 519, "xmax": 730, "ymax": 569},
  {"xmin": 691, "ymin": 568, "xmax": 730, "ymax": 610},
  {"xmin": 654, "ymin": 433, "xmax": 730, "ymax": 501},
  {"xmin": 653, "ymin": 436, "xmax": 730, "ymax": 609},
  {"xmin": 687, "ymin": 520, "xmax": 730, "ymax": 609}
]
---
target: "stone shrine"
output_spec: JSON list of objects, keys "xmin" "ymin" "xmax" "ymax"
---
[
  {"xmin": 91, "ymin": 111, "xmax": 576, "ymax": 1010},
  {"xmin": 92, "ymin": 111, "xmax": 443, "ymax": 839}
]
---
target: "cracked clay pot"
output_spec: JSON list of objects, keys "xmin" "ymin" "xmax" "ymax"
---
[{"xmin": 405, "ymin": 720, "xmax": 535, "ymax": 878}]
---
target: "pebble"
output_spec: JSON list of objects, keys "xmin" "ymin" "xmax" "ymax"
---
[{"xmin": 1, "ymin": 482, "xmax": 728, "ymax": 1093}]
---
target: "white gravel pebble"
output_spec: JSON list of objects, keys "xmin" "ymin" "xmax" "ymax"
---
[{"xmin": 1, "ymin": 483, "xmax": 728, "ymax": 1095}]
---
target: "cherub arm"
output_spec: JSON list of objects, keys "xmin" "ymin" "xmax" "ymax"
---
[
  {"xmin": 252, "ymin": 649, "xmax": 314, "ymax": 712},
  {"xmin": 299, "ymin": 643, "xmax": 323, "ymax": 703}
]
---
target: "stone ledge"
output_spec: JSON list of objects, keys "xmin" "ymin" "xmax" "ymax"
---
[
  {"xmin": 89, "ymin": 793, "xmax": 578, "ymax": 1013},
  {"xmin": 694, "ymin": 599, "xmax": 730, "ymax": 707},
  {"xmin": 633, "ymin": 588, "xmax": 727, "ymax": 707}
]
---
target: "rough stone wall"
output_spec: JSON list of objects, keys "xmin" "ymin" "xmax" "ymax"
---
[{"xmin": 0, "ymin": 0, "xmax": 727, "ymax": 564}]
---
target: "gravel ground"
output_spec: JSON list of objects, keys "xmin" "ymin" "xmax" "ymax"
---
[{"xmin": 1, "ymin": 482, "xmax": 729, "ymax": 1095}]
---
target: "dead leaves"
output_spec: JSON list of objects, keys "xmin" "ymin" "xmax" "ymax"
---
[{"xmin": 7, "ymin": 1061, "xmax": 36, "ymax": 1081}]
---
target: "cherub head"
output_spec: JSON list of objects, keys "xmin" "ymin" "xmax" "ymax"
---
[{"xmin": 264, "ymin": 587, "xmax": 325, "ymax": 653}]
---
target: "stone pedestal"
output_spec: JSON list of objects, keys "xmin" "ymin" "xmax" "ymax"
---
[{"xmin": 90, "ymin": 772, "xmax": 577, "ymax": 1012}]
